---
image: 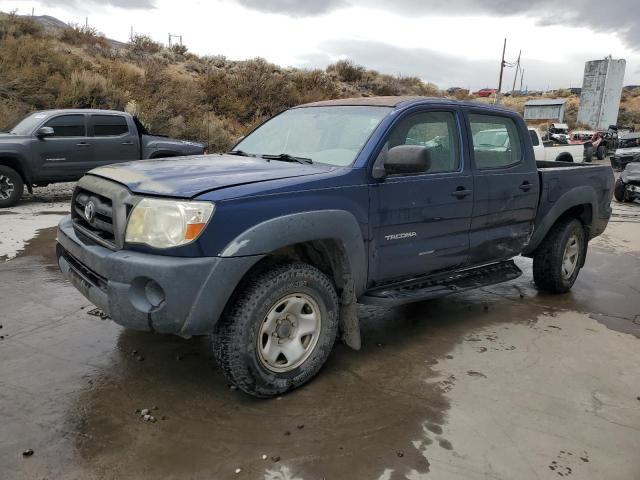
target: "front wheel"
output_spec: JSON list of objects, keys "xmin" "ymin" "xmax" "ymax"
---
[
  {"xmin": 0, "ymin": 166, "xmax": 24, "ymax": 208},
  {"xmin": 596, "ymin": 145, "xmax": 606, "ymax": 160},
  {"xmin": 614, "ymin": 178, "xmax": 627, "ymax": 202},
  {"xmin": 212, "ymin": 263, "xmax": 339, "ymax": 397},
  {"xmin": 533, "ymin": 218, "xmax": 586, "ymax": 293}
]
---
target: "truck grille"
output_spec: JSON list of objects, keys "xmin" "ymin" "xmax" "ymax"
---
[
  {"xmin": 73, "ymin": 189, "xmax": 116, "ymax": 244},
  {"xmin": 70, "ymin": 176, "xmax": 137, "ymax": 250}
]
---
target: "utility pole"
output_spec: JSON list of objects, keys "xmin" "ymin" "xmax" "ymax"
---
[
  {"xmin": 495, "ymin": 38, "xmax": 507, "ymax": 105},
  {"xmin": 168, "ymin": 33, "xmax": 183, "ymax": 48},
  {"xmin": 85, "ymin": 16, "xmax": 88, "ymax": 28},
  {"xmin": 511, "ymin": 49, "xmax": 521, "ymax": 94},
  {"xmin": 130, "ymin": 26, "xmax": 134, "ymax": 41},
  {"xmin": 519, "ymin": 68, "xmax": 525, "ymax": 93}
]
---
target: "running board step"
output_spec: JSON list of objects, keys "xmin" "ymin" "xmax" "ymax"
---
[{"xmin": 360, "ymin": 260, "xmax": 522, "ymax": 306}]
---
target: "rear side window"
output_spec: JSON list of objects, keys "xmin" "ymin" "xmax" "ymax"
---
[
  {"xmin": 44, "ymin": 115, "xmax": 85, "ymax": 137},
  {"xmin": 386, "ymin": 111, "xmax": 460, "ymax": 173},
  {"xmin": 90, "ymin": 115, "xmax": 129, "ymax": 136},
  {"xmin": 469, "ymin": 114, "xmax": 523, "ymax": 169},
  {"xmin": 529, "ymin": 129, "xmax": 540, "ymax": 146}
]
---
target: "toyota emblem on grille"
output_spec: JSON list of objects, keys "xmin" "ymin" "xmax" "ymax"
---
[{"xmin": 84, "ymin": 200, "xmax": 96, "ymax": 224}]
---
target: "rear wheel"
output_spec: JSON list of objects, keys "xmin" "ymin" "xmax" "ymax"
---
[
  {"xmin": 556, "ymin": 153, "xmax": 573, "ymax": 163},
  {"xmin": 533, "ymin": 218, "xmax": 586, "ymax": 293},
  {"xmin": 596, "ymin": 145, "xmax": 606, "ymax": 160},
  {"xmin": 614, "ymin": 178, "xmax": 627, "ymax": 202},
  {"xmin": 212, "ymin": 263, "xmax": 339, "ymax": 397},
  {"xmin": 0, "ymin": 166, "xmax": 24, "ymax": 208}
]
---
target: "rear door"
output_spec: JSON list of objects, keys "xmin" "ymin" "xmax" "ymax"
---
[
  {"xmin": 31, "ymin": 113, "xmax": 89, "ymax": 180},
  {"xmin": 466, "ymin": 111, "xmax": 539, "ymax": 266},
  {"xmin": 369, "ymin": 107, "xmax": 473, "ymax": 284},
  {"xmin": 88, "ymin": 114, "xmax": 140, "ymax": 167}
]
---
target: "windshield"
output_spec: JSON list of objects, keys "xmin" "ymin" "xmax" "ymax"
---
[
  {"xmin": 9, "ymin": 112, "xmax": 50, "ymax": 136},
  {"xmin": 234, "ymin": 106, "xmax": 391, "ymax": 166}
]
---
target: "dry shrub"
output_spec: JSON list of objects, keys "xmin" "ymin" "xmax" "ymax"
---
[
  {"xmin": 59, "ymin": 24, "xmax": 109, "ymax": 48},
  {"xmin": 0, "ymin": 11, "xmax": 42, "ymax": 40},
  {"xmin": 327, "ymin": 60, "xmax": 365, "ymax": 82},
  {"xmin": 56, "ymin": 70, "xmax": 127, "ymax": 109}
]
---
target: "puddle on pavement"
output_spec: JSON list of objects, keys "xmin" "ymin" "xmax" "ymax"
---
[
  {"xmin": 1, "ymin": 223, "xmax": 637, "ymax": 479},
  {"xmin": 13, "ymin": 225, "xmax": 59, "ymax": 269},
  {"xmin": 70, "ymin": 289, "xmax": 556, "ymax": 480}
]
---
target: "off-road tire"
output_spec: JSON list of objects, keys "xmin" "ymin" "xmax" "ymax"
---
[
  {"xmin": 212, "ymin": 262, "xmax": 339, "ymax": 397},
  {"xmin": 533, "ymin": 218, "xmax": 586, "ymax": 293},
  {"xmin": 0, "ymin": 166, "xmax": 24, "ymax": 208},
  {"xmin": 614, "ymin": 178, "xmax": 627, "ymax": 202},
  {"xmin": 596, "ymin": 145, "xmax": 606, "ymax": 160}
]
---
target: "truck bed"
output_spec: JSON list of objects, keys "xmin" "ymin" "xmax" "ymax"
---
[{"xmin": 522, "ymin": 161, "xmax": 615, "ymax": 254}]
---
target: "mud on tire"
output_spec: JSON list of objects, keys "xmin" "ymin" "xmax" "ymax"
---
[
  {"xmin": 212, "ymin": 262, "xmax": 339, "ymax": 398},
  {"xmin": 0, "ymin": 166, "xmax": 24, "ymax": 208},
  {"xmin": 533, "ymin": 218, "xmax": 586, "ymax": 294}
]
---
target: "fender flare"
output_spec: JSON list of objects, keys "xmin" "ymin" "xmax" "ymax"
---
[
  {"xmin": 219, "ymin": 210, "xmax": 368, "ymax": 297},
  {"xmin": 522, "ymin": 186, "xmax": 598, "ymax": 255},
  {"xmin": 0, "ymin": 153, "xmax": 32, "ymax": 185}
]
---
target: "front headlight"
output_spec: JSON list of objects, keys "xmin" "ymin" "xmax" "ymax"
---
[{"xmin": 125, "ymin": 198, "xmax": 215, "ymax": 249}]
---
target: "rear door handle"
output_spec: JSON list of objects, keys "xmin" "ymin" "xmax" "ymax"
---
[
  {"xmin": 76, "ymin": 142, "xmax": 90, "ymax": 147},
  {"xmin": 451, "ymin": 187, "xmax": 472, "ymax": 198},
  {"xmin": 519, "ymin": 181, "xmax": 532, "ymax": 192}
]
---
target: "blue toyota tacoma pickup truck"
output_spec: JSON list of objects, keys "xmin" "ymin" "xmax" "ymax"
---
[{"xmin": 56, "ymin": 97, "xmax": 614, "ymax": 397}]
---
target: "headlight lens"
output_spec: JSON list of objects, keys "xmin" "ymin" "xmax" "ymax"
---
[{"xmin": 125, "ymin": 198, "xmax": 215, "ymax": 249}]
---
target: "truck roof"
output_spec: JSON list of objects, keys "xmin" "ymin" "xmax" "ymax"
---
[
  {"xmin": 296, "ymin": 96, "xmax": 514, "ymax": 112},
  {"xmin": 29, "ymin": 109, "xmax": 131, "ymax": 116}
]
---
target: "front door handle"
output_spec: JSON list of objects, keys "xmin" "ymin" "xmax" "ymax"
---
[
  {"xmin": 121, "ymin": 141, "xmax": 134, "ymax": 146},
  {"xmin": 76, "ymin": 142, "xmax": 90, "ymax": 147},
  {"xmin": 451, "ymin": 187, "xmax": 472, "ymax": 199},
  {"xmin": 519, "ymin": 181, "xmax": 532, "ymax": 192}
]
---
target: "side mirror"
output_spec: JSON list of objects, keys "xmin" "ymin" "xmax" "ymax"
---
[
  {"xmin": 36, "ymin": 127, "xmax": 54, "ymax": 138},
  {"xmin": 384, "ymin": 145, "xmax": 431, "ymax": 175}
]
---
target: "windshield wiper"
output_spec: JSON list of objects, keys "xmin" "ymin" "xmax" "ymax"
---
[
  {"xmin": 260, "ymin": 153, "xmax": 313, "ymax": 164},
  {"xmin": 228, "ymin": 150, "xmax": 258, "ymax": 157}
]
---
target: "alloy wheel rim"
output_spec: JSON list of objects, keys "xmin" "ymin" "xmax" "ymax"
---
[
  {"xmin": 561, "ymin": 234, "xmax": 580, "ymax": 279},
  {"xmin": 0, "ymin": 175, "xmax": 15, "ymax": 200},
  {"xmin": 257, "ymin": 293, "xmax": 322, "ymax": 373}
]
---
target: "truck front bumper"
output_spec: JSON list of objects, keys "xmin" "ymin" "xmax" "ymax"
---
[{"xmin": 56, "ymin": 216, "xmax": 263, "ymax": 336}]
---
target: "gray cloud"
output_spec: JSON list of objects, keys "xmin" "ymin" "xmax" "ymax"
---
[
  {"xmin": 45, "ymin": 0, "xmax": 155, "ymax": 9},
  {"xmin": 228, "ymin": 0, "xmax": 640, "ymax": 50},
  {"xmin": 298, "ymin": 39, "xmax": 588, "ymax": 90},
  {"xmin": 235, "ymin": 0, "xmax": 345, "ymax": 17}
]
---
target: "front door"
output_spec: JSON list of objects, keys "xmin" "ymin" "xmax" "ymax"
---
[
  {"xmin": 466, "ymin": 111, "xmax": 539, "ymax": 266},
  {"xmin": 369, "ymin": 109, "xmax": 473, "ymax": 284},
  {"xmin": 32, "ymin": 114, "xmax": 88, "ymax": 181}
]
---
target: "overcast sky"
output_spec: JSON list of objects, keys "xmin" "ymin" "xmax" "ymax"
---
[{"xmin": 3, "ymin": 0, "xmax": 640, "ymax": 91}]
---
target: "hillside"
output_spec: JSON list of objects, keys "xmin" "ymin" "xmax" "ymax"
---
[
  {"xmin": 0, "ymin": 12, "xmax": 441, "ymax": 151},
  {"xmin": 2, "ymin": 12, "xmax": 639, "ymax": 151}
]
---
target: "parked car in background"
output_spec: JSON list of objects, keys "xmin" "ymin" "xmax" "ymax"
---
[
  {"xmin": 614, "ymin": 163, "xmax": 640, "ymax": 202},
  {"xmin": 472, "ymin": 88, "xmax": 498, "ymax": 97},
  {"xmin": 611, "ymin": 145, "xmax": 640, "ymax": 171},
  {"xmin": 0, "ymin": 109, "xmax": 205, "ymax": 207},
  {"xmin": 56, "ymin": 97, "xmax": 614, "ymax": 397},
  {"xmin": 528, "ymin": 128, "xmax": 588, "ymax": 162}
]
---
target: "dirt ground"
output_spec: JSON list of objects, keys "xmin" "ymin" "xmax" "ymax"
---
[{"xmin": 1, "ymin": 180, "xmax": 639, "ymax": 480}]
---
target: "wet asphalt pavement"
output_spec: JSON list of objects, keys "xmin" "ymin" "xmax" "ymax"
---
[{"xmin": 1, "ymin": 184, "xmax": 639, "ymax": 480}]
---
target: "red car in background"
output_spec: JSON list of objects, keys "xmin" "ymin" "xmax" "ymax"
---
[{"xmin": 472, "ymin": 88, "xmax": 498, "ymax": 97}]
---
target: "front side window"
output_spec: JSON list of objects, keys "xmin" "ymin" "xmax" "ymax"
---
[
  {"xmin": 44, "ymin": 115, "xmax": 86, "ymax": 137},
  {"xmin": 385, "ymin": 111, "xmax": 460, "ymax": 173},
  {"xmin": 469, "ymin": 114, "xmax": 522, "ymax": 169},
  {"xmin": 234, "ymin": 106, "xmax": 391, "ymax": 166},
  {"xmin": 90, "ymin": 115, "xmax": 129, "ymax": 136}
]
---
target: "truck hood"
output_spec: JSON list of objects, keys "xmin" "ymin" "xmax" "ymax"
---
[{"xmin": 88, "ymin": 154, "xmax": 335, "ymax": 198}]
